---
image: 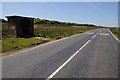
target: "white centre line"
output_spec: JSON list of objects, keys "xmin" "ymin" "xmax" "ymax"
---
[
  {"xmin": 92, "ymin": 35, "xmax": 96, "ymax": 39},
  {"xmin": 46, "ymin": 29, "xmax": 102, "ymax": 80}
]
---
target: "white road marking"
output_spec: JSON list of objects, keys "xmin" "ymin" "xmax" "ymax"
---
[
  {"xmin": 46, "ymin": 40, "xmax": 91, "ymax": 80},
  {"xmin": 100, "ymin": 33, "xmax": 109, "ymax": 36},
  {"xmin": 85, "ymin": 32, "xmax": 94, "ymax": 35},
  {"xmin": 108, "ymin": 29, "xmax": 120, "ymax": 43},
  {"xmin": 46, "ymin": 29, "xmax": 102, "ymax": 80},
  {"xmin": 92, "ymin": 35, "xmax": 96, "ymax": 39}
]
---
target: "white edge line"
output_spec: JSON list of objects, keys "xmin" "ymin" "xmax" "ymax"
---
[
  {"xmin": 46, "ymin": 29, "xmax": 102, "ymax": 80},
  {"xmin": 108, "ymin": 29, "xmax": 120, "ymax": 43}
]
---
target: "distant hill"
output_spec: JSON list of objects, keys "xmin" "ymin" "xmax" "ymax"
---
[{"xmin": 34, "ymin": 18, "xmax": 103, "ymax": 27}]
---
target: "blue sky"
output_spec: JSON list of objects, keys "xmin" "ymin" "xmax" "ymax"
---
[{"xmin": 2, "ymin": 2, "xmax": 118, "ymax": 27}]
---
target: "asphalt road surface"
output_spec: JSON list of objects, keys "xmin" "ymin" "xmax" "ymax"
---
[{"xmin": 2, "ymin": 28, "xmax": 119, "ymax": 79}]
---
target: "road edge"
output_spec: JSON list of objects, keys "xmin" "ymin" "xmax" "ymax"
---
[
  {"xmin": 108, "ymin": 29, "xmax": 120, "ymax": 43},
  {"xmin": 1, "ymin": 32, "xmax": 85, "ymax": 59}
]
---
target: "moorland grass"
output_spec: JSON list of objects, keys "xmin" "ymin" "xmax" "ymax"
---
[{"xmin": 110, "ymin": 28, "xmax": 120, "ymax": 40}]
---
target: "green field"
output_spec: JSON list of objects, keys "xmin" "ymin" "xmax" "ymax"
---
[
  {"xmin": 110, "ymin": 28, "xmax": 120, "ymax": 40},
  {"xmin": 2, "ymin": 26, "xmax": 99, "ymax": 53}
]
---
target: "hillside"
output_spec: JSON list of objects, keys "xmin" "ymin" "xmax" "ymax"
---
[{"xmin": 34, "ymin": 18, "xmax": 103, "ymax": 28}]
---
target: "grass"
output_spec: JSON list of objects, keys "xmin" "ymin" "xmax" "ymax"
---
[
  {"xmin": 2, "ymin": 26, "xmax": 99, "ymax": 53},
  {"xmin": 0, "ymin": 40, "xmax": 2, "ymax": 53},
  {"xmin": 2, "ymin": 37, "xmax": 49, "ymax": 52},
  {"xmin": 34, "ymin": 26, "xmax": 98, "ymax": 39},
  {"xmin": 110, "ymin": 28, "xmax": 120, "ymax": 40}
]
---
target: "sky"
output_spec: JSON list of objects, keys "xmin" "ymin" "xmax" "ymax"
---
[
  {"xmin": 1, "ymin": 2, "xmax": 118, "ymax": 27},
  {"xmin": 1, "ymin": 0, "xmax": 120, "ymax": 2}
]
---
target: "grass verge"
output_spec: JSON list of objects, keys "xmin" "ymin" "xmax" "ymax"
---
[
  {"xmin": 2, "ymin": 37, "xmax": 49, "ymax": 53},
  {"xmin": 110, "ymin": 28, "xmax": 120, "ymax": 41}
]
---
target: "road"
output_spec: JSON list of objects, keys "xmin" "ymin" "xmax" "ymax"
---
[{"xmin": 2, "ymin": 28, "xmax": 119, "ymax": 79}]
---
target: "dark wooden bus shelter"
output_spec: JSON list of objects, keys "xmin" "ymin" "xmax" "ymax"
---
[{"xmin": 6, "ymin": 15, "xmax": 34, "ymax": 37}]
